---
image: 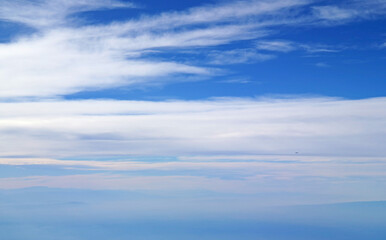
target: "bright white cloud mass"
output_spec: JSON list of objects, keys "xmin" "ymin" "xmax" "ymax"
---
[
  {"xmin": 0, "ymin": 1, "xmax": 386, "ymax": 239},
  {"xmin": 1, "ymin": 97, "xmax": 386, "ymax": 157}
]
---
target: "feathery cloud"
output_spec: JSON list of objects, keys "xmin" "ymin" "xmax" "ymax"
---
[{"xmin": 0, "ymin": 0, "xmax": 310, "ymax": 98}]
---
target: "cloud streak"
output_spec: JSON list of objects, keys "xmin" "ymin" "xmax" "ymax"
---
[
  {"xmin": 1, "ymin": 158, "xmax": 386, "ymax": 205},
  {"xmin": 0, "ymin": 0, "xmax": 135, "ymax": 28},
  {"xmin": 1, "ymin": 97, "xmax": 385, "ymax": 158},
  {"xmin": 312, "ymin": 0, "xmax": 386, "ymax": 24}
]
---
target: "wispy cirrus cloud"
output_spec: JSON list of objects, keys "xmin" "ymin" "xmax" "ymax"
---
[
  {"xmin": 312, "ymin": 0, "xmax": 386, "ymax": 24},
  {"xmin": 313, "ymin": 6, "xmax": 358, "ymax": 21},
  {"xmin": 0, "ymin": 0, "xmax": 311, "ymax": 99},
  {"xmin": 256, "ymin": 40, "xmax": 340, "ymax": 54},
  {"xmin": 0, "ymin": 0, "xmax": 135, "ymax": 28},
  {"xmin": 208, "ymin": 49, "xmax": 274, "ymax": 65},
  {"xmin": 255, "ymin": 40, "xmax": 297, "ymax": 52},
  {"xmin": 0, "ymin": 0, "xmax": 385, "ymax": 99},
  {"xmin": 0, "ymin": 30, "xmax": 210, "ymax": 98}
]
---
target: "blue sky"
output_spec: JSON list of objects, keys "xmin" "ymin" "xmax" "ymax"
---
[{"xmin": 1, "ymin": 0, "xmax": 386, "ymax": 239}]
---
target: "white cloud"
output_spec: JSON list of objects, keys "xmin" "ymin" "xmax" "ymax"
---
[
  {"xmin": 218, "ymin": 78, "xmax": 253, "ymax": 84},
  {"xmin": 112, "ymin": 0, "xmax": 310, "ymax": 32},
  {"xmin": 0, "ymin": 97, "xmax": 385, "ymax": 158},
  {"xmin": 312, "ymin": 1, "xmax": 386, "ymax": 23},
  {"xmin": 315, "ymin": 62, "xmax": 330, "ymax": 68},
  {"xmin": 0, "ymin": 30, "xmax": 210, "ymax": 98},
  {"xmin": 0, "ymin": 0, "xmax": 310, "ymax": 99},
  {"xmin": 0, "ymin": 0, "xmax": 384, "ymax": 99},
  {"xmin": 256, "ymin": 40, "xmax": 339, "ymax": 54},
  {"xmin": 256, "ymin": 40, "xmax": 296, "ymax": 52},
  {"xmin": 313, "ymin": 6, "xmax": 358, "ymax": 21},
  {"xmin": 209, "ymin": 49, "xmax": 274, "ymax": 65},
  {"xmin": 300, "ymin": 44, "xmax": 339, "ymax": 53},
  {"xmin": 0, "ymin": 0, "xmax": 135, "ymax": 28}
]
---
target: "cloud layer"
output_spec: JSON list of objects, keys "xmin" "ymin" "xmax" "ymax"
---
[{"xmin": 1, "ymin": 97, "xmax": 385, "ymax": 157}]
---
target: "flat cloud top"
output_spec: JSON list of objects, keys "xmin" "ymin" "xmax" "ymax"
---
[{"xmin": 0, "ymin": 97, "xmax": 385, "ymax": 157}]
